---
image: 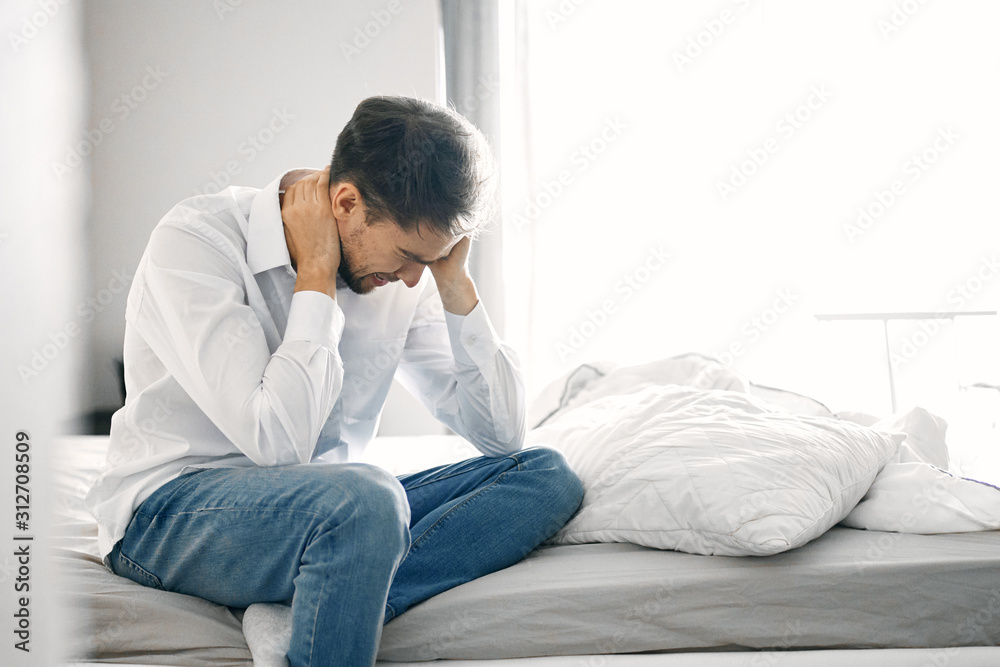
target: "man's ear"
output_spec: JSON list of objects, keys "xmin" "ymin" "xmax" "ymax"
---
[{"xmin": 330, "ymin": 182, "xmax": 362, "ymax": 220}]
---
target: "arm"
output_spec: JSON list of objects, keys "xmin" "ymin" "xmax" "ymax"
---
[
  {"xmin": 282, "ymin": 167, "xmax": 341, "ymax": 300},
  {"xmin": 394, "ymin": 238, "xmax": 526, "ymax": 456},
  {"xmin": 132, "ymin": 170, "xmax": 344, "ymax": 467}
]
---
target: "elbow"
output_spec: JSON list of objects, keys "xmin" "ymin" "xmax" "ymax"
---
[
  {"xmin": 244, "ymin": 446, "xmax": 304, "ymax": 469},
  {"xmin": 248, "ymin": 373, "xmax": 337, "ymax": 467},
  {"xmin": 499, "ymin": 436, "xmax": 524, "ymax": 457},
  {"xmin": 493, "ymin": 397, "xmax": 527, "ymax": 456},
  {"xmin": 505, "ymin": 418, "xmax": 527, "ymax": 455},
  {"xmin": 483, "ymin": 419, "xmax": 526, "ymax": 458},
  {"xmin": 245, "ymin": 420, "xmax": 318, "ymax": 468}
]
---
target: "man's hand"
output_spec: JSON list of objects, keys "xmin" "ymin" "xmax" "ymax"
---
[
  {"xmin": 282, "ymin": 167, "xmax": 341, "ymax": 299},
  {"xmin": 429, "ymin": 236, "xmax": 480, "ymax": 316}
]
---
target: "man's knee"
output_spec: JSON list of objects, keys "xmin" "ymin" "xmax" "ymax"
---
[
  {"xmin": 317, "ymin": 463, "xmax": 410, "ymax": 546},
  {"xmin": 352, "ymin": 463, "xmax": 410, "ymax": 519},
  {"xmin": 517, "ymin": 447, "xmax": 584, "ymax": 511}
]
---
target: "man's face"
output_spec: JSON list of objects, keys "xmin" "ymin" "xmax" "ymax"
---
[{"xmin": 337, "ymin": 214, "xmax": 461, "ymax": 295}]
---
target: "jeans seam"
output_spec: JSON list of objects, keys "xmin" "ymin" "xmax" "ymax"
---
[
  {"xmin": 115, "ymin": 547, "xmax": 165, "ymax": 590},
  {"xmin": 148, "ymin": 507, "xmax": 333, "ymax": 519},
  {"xmin": 402, "ymin": 452, "xmax": 524, "ymax": 491},
  {"xmin": 407, "ymin": 469, "xmax": 509, "ymax": 555},
  {"xmin": 134, "ymin": 469, "xmax": 206, "ymax": 519},
  {"xmin": 308, "ymin": 571, "xmax": 328, "ymax": 666}
]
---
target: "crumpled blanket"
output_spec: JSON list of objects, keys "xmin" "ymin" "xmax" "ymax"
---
[{"xmin": 531, "ymin": 353, "xmax": 1000, "ymax": 535}]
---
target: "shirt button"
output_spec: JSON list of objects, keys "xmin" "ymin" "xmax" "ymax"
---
[{"xmin": 464, "ymin": 335, "xmax": 477, "ymax": 345}]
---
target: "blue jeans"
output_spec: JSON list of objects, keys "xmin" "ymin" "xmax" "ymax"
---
[{"xmin": 108, "ymin": 446, "xmax": 583, "ymax": 666}]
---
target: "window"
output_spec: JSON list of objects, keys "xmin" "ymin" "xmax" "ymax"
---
[{"xmin": 501, "ymin": 0, "xmax": 1000, "ymax": 479}]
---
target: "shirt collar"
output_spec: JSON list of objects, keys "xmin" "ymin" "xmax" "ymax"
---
[{"xmin": 247, "ymin": 168, "xmax": 313, "ymax": 276}]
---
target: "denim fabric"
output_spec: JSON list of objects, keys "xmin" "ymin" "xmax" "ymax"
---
[{"xmin": 109, "ymin": 447, "xmax": 583, "ymax": 666}]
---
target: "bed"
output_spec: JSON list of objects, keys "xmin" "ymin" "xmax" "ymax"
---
[{"xmin": 54, "ymin": 354, "xmax": 1000, "ymax": 667}]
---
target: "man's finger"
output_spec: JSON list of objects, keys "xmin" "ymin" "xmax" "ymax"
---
[{"xmin": 305, "ymin": 172, "xmax": 323, "ymax": 205}]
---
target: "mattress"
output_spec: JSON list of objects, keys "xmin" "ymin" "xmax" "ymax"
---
[
  {"xmin": 54, "ymin": 435, "xmax": 1000, "ymax": 665},
  {"xmin": 53, "ymin": 436, "xmax": 253, "ymax": 665},
  {"xmin": 378, "ymin": 526, "xmax": 1000, "ymax": 660}
]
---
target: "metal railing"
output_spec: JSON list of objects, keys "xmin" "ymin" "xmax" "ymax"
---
[{"xmin": 814, "ymin": 311, "xmax": 997, "ymax": 413}]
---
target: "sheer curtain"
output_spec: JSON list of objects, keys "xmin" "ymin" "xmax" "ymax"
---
[{"xmin": 440, "ymin": 0, "xmax": 506, "ymax": 336}]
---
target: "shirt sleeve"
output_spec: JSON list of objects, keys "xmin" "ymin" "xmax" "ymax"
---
[
  {"xmin": 129, "ymin": 216, "xmax": 345, "ymax": 467},
  {"xmin": 394, "ymin": 275, "xmax": 526, "ymax": 457}
]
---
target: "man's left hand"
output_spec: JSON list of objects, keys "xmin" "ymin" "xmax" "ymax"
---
[{"xmin": 429, "ymin": 236, "xmax": 479, "ymax": 316}]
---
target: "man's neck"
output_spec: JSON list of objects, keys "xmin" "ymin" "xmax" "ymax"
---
[{"xmin": 278, "ymin": 168, "xmax": 320, "ymax": 272}]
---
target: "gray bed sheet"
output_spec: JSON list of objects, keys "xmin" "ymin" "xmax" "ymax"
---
[
  {"xmin": 55, "ymin": 436, "xmax": 1000, "ymax": 664},
  {"xmin": 377, "ymin": 527, "xmax": 1000, "ymax": 661}
]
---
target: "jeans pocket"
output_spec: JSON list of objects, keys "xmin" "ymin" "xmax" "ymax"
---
[{"xmin": 109, "ymin": 539, "xmax": 166, "ymax": 591}]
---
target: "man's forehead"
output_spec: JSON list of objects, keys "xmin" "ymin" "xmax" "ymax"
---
[{"xmin": 396, "ymin": 227, "xmax": 461, "ymax": 262}]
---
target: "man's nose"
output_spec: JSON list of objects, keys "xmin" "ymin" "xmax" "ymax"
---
[{"xmin": 394, "ymin": 263, "xmax": 425, "ymax": 288}]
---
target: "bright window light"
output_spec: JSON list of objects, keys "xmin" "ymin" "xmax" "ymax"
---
[{"xmin": 501, "ymin": 0, "xmax": 1000, "ymax": 481}]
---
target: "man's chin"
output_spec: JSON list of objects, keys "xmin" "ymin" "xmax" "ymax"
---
[
  {"xmin": 345, "ymin": 279, "xmax": 374, "ymax": 296},
  {"xmin": 338, "ymin": 268, "xmax": 377, "ymax": 295}
]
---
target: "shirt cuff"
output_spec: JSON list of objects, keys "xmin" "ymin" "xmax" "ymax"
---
[
  {"xmin": 284, "ymin": 290, "xmax": 345, "ymax": 350},
  {"xmin": 444, "ymin": 301, "xmax": 502, "ymax": 369}
]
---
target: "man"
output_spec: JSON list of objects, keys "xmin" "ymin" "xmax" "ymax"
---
[{"xmin": 84, "ymin": 96, "xmax": 583, "ymax": 666}]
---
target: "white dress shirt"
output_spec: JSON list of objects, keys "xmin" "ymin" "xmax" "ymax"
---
[{"xmin": 84, "ymin": 169, "xmax": 526, "ymax": 567}]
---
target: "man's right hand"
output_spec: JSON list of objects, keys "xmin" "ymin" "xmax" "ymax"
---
[{"xmin": 281, "ymin": 166, "xmax": 341, "ymax": 299}]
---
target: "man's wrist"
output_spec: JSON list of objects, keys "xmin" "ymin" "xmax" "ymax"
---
[
  {"xmin": 437, "ymin": 274, "xmax": 479, "ymax": 316},
  {"xmin": 294, "ymin": 264, "xmax": 339, "ymax": 300}
]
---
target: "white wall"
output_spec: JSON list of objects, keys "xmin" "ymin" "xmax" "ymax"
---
[{"xmin": 82, "ymin": 0, "xmax": 447, "ymax": 434}]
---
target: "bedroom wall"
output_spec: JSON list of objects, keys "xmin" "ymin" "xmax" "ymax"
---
[{"xmin": 81, "ymin": 0, "xmax": 448, "ymax": 436}]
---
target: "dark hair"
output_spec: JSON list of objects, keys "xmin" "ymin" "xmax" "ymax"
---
[{"xmin": 330, "ymin": 96, "xmax": 497, "ymax": 239}]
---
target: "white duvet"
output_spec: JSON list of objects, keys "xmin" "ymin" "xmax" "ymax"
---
[{"xmin": 527, "ymin": 354, "xmax": 1000, "ymax": 556}]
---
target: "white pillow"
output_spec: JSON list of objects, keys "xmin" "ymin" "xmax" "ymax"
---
[
  {"xmin": 529, "ymin": 384, "xmax": 902, "ymax": 556},
  {"xmin": 840, "ymin": 407, "xmax": 1000, "ymax": 532},
  {"xmin": 528, "ymin": 353, "xmax": 748, "ymax": 429}
]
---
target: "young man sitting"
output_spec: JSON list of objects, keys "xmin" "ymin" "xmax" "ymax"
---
[{"xmin": 84, "ymin": 96, "xmax": 583, "ymax": 666}]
